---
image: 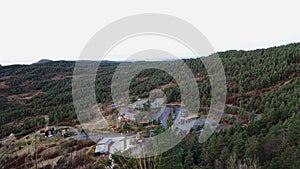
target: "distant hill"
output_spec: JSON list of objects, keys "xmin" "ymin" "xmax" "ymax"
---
[
  {"xmin": 34, "ymin": 59, "xmax": 53, "ymax": 64},
  {"xmin": 32, "ymin": 59, "xmax": 120, "ymax": 65}
]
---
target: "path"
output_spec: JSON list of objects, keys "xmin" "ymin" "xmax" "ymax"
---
[{"xmin": 42, "ymin": 115, "xmax": 49, "ymax": 128}]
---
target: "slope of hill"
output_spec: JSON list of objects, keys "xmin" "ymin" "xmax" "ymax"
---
[{"xmin": 0, "ymin": 43, "xmax": 299, "ymax": 168}]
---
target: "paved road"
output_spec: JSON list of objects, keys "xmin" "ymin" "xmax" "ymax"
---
[
  {"xmin": 54, "ymin": 126, "xmax": 81, "ymax": 135},
  {"xmin": 74, "ymin": 131, "xmax": 135, "ymax": 142}
]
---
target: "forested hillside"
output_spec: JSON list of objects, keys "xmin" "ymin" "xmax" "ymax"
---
[{"xmin": 0, "ymin": 43, "xmax": 299, "ymax": 168}]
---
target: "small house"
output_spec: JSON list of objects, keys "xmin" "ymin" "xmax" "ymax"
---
[
  {"xmin": 94, "ymin": 138, "xmax": 114, "ymax": 157},
  {"xmin": 45, "ymin": 128, "xmax": 56, "ymax": 138}
]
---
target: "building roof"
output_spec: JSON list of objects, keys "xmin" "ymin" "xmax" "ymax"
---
[
  {"xmin": 133, "ymin": 99, "xmax": 148, "ymax": 105},
  {"xmin": 95, "ymin": 137, "xmax": 114, "ymax": 153},
  {"xmin": 95, "ymin": 144, "xmax": 107, "ymax": 153},
  {"xmin": 98, "ymin": 137, "xmax": 113, "ymax": 145}
]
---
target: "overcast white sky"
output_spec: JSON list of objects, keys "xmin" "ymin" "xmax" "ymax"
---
[{"xmin": 1, "ymin": 0, "xmax": 300, "ymax": 65}]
